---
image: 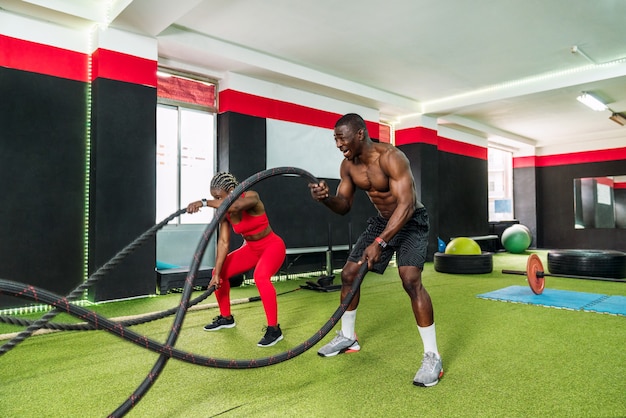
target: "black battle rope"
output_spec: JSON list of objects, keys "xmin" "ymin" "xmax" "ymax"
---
[
  {"xmin": 0, "ymin": 167, "xmax": 368, "ymax": 417},
  {"xmin": 0, "ymin": 286, "xmax": 302, "ymax": 331},
  {"xmin": 0, "ymin": 263, "xmax": 366, "ymax": 411},
  {"xmin": 0, "ymin": 286, "xmax": 215, "ymax": 331},
  {"xmin": 0, "ymin": 207, "xmax": 187, "ymax": 356}
]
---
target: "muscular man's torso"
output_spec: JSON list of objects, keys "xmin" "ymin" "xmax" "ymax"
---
[{"xmin": 346, "ymin": 143, "xmax": 421, "ymax": 218}]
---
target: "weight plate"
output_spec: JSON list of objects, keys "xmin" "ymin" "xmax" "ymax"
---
[{"xmin": 527, "ymin": 254, "xmax": 545, "ymax": 295}]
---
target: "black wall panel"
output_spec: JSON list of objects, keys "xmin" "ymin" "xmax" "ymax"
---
[
  {"xmin": 437, "ymin": 152, "xmax": 489, "ymax": 241},
  {"xmin": 217, "ymin": 112, "xmax": 266, "ymax": 179},
  {"xmin": 536, "ymin": 160, "xmax": 626, "ymax": 251},
  {"xmin": 87, "ymin": 78, "xmax": 156, "ymax": 302},
  {"xmin": 0, "ymin": 68, "xmax": 85, "ymax": 308},
  {"xmin": 513, "ymin": 166, "xmax": 538, "ymax": 245},
  {"xmin": 400, "ymin": 142, "xmax": 439, "ymax": 260}
]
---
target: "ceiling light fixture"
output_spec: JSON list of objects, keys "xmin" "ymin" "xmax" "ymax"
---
[
  {"xmin": 576, "ymin": 92, "xmax": 608, "ymax": 111},
  {"xmin": 609, "ymin": 112, "xmax": 626, "ymax": 126}
]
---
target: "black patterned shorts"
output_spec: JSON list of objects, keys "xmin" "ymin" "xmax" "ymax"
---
[{"xmin": 348, "ymin": 207, "xmax": 429, "ymax": 273}]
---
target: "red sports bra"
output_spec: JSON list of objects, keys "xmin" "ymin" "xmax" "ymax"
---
[{"xmin": 227, "ymin": 211, "xmax": 270, "ymax": 236}]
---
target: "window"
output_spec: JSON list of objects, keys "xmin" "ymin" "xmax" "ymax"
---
[
  {"xmin": 155, "ymin": 70, "xmax": 218, "ymax": 268},
  {"xmin": 488, "ymin": 147, "xmax": 514, "ymax": 221},
  {"xmin": 156, "ymin": 105, "xmax": 215, "ymax": 224},
  {"xmin": 156, "ymin": 70, "xmax": 217, "ymax": 225}
]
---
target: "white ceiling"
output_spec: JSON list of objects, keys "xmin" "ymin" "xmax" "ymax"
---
[{"xmin": 3, "ymin": 0, "xmax": 626, "ymax": 153}]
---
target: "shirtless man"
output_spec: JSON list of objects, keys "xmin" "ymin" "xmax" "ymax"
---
[{"xmin": 309, "ymin": 113, "xmax": 443, "ymax": 387}]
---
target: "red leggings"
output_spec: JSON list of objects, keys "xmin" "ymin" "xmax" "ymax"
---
[{"xmin": 214, "ymin": 232, "xmax": 286, "ymax": 326}]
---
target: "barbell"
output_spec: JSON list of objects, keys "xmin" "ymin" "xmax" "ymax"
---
[{"xmin": 502, "ymin": 253, "xmax": 625, "ymax": 295}]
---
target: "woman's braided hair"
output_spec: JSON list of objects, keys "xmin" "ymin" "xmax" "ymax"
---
[{"xmin": 210, "ymin": 172, "xmax": 238, "ymax": 192}]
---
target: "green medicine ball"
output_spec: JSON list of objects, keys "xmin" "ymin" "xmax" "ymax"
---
[{"xmin": 501, "ymin": 225, "xmax": 531, "ymax": 254}]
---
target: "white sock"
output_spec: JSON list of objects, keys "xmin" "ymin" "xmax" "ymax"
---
[
  {"xmin": 417, "ymin": 323, "xmax": 439, "ymax": 358},
  {"xmin": 341, "ymin": 309, "xmax": 357, "ymax": 339}
]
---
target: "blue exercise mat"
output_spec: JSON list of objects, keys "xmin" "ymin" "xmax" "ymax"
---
[
  {"xmin": 477, "ymin": 285, "xmax": 626, "ymax": 316},
  {"xmin": 586, "ymin": 295, "xmax": 626, "ymax": 315}
]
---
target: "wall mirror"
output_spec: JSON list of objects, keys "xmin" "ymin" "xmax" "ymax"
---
[{"xmin": 574, "ymin": 176, "xmax": 626, "ymax": 229}]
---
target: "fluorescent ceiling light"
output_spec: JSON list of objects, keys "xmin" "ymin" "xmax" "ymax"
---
[{"xmin": 576, "ymin": 92, "xmax": 608, "ymax": 111}]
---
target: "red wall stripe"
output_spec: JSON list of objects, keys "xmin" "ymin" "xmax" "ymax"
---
[
  {"xmin": 396, "ymin": 126, "xmax": 487, "ymax": 159},
  {"xmin": 438, "ymin": 137, "xmax": 487, "ymax": 160},
  {"xmin": 0, "ymin": 34, "xmax": 87, "ymax": 82},
  {"xmin": 0, "ymin": 35, "xmax": 157, "ymax": 87},
  {"xmin": 92, "ymin": 49, "xmax": 156, "ymax": 87},
  {"xmin": 396, "ymin": 126, "xmax": 438, "ymax": 146},
  {"xmin": 379, "ymin": 124, "xmax": 391, "ymax": 143},
  {"xmin": 514, "ymin": 147, "xmax": 626, "ymax": 168},
  {"xmin": 218, "ymin": 89, "xmax": 383, "ymax": 140},
  {"xmin": 513, "ymin": 156, "xmax": 537, "ymax": 169},
  {"xmin": 535, "ymin": 147, "xmax": 626, "ymax": 167},
  {"xmin": 615, "ymin": 182, "xmax": 626, "ymax": 190}
]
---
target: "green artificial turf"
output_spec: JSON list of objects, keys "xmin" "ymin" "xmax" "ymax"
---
[{"xmin": 1, "ymin": 250, "xmax": 625, "ymax": 417}]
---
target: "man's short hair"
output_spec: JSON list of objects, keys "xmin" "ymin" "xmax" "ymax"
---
[{"xmin": 335, "ymin": 113, "xmax": 367, "ymax": 134}]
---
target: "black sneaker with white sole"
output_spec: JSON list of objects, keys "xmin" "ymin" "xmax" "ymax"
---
[
  {"xmin": 203, "ymin": 315, "xmax": 235, "ymax": 331},
  {"xmin": 257, "ymin": 324, "xmax": 283, "ymax": 347}
]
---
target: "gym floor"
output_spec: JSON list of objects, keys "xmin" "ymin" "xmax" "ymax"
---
[{"xmin": 1, "ymin": 250, "xmax": 624, "ymax": 417}]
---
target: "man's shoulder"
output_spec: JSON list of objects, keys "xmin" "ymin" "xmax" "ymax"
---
[
  {"xmin": 374, "ymin": 141, "xmax": 395, "ymax": 149},
  {"xmin": 375, "ymin": 141, "xmax": 403, "ymax": 155},
  {"xmin": 376, "ymin": 142, "xmax": 408, "ymax": 162}
]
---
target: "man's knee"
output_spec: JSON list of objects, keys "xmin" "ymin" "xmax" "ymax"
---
[
  {"xmin": 399, "ymin": 267, "xmax": 424, "ymax": 290},
  {"xmin": 341, "ymin": 263, "xmax": 361, "ymax": 284}
]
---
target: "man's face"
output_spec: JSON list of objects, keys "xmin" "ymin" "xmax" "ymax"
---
[{"xmin": 334, "ymin": 124, "xmax": 363, "ymax": 161}]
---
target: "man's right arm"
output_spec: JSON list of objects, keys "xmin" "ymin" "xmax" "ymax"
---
[{"xmin": 309, "ymin": 163, "xmax": 354, "ymax": 215}]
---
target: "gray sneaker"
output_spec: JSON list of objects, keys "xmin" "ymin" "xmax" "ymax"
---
[
  {"xmin": 317, "ymin": 331, "xmax": 360, "ymax": 357},
  {"xmin": 413, "ymin": 352, "xmax": 443, "ymax": 387}
]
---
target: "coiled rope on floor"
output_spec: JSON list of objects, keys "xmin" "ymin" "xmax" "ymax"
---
[{"xmin": 0, "ymin": 167, "xmax": 369, "ymax": 418}]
